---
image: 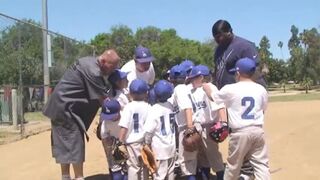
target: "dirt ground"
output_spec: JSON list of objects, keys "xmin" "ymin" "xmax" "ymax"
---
[{"xmin": 0, "ymin": 100, "xmax": 320, "ymax": 180}]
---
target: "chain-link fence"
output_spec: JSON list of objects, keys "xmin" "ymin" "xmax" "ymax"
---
[{"xmin": 0, "ymin": 13, "xmax": 95, "ymax": 139}]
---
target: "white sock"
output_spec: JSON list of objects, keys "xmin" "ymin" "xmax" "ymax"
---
[
  {"xmin": 74, "ymin": 177, "xmax": 84, "ymax": 180},
  {"xmin": 61, "ymin": 174, "xmax": 71, "ymax": 180}
]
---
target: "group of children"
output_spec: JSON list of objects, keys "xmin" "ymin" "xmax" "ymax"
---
[{"xmin": 99, "ymin": 57, "xmax": 270, "ymax": 180}]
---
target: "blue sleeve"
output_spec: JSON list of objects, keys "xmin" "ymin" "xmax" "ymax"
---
[{"xmin": 242, "ymin": 43, "xmax": 260, "ymax": 65}]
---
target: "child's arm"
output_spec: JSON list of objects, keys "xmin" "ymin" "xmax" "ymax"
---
[
  {"xmin": 218, "ymin": 107, "xmax": 228, "ymax": 122},
  {"xmin": 202, "ymin": 83, "xmax": 214, "ymax": 101},
  {"xmin": 185, "ymin": 108, "xmax": 194, "ymax": 128},
  {"xmin": 118, "ymin": 127, "xmax": 128, "ymax": 143},
  {"xmin": 144, "ymin": 108, "xmax": 157, "ymax": 146},
  {"xmin": 145, "ymin": 132, "xmax": 153, "ymax": 146}
]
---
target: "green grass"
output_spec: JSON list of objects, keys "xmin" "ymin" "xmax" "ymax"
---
[
  {"xmin": 269, "ymin": 92, "xmax": 320, "ymax": 102},
  {"xmin": 0, "ymin": 131, "xmax": 6, "ymax": 138},
  {"xmin": 24, "ymin": 112, "xmax": 49, "ymax": 122}
]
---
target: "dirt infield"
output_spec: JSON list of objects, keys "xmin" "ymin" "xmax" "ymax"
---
[{"xmin": 0, "ymin": 100, "xmax": 319, "ymax": 180}]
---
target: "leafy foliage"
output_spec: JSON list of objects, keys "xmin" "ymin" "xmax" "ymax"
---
[{"xmin": 1, "ymin": 19, "xmax": 319, "ymax": 88}]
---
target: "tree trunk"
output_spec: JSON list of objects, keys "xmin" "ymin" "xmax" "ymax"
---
[{"xmin": 305, "ymin": 86, "xmax": 308, "ymax": 94}]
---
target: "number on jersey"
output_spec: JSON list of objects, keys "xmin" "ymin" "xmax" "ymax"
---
[
  {"xmin": 241, "ymin": 97, "xmax": 255, "ymax": 119},
  {"xmin": 160, "ymin": 113, "xmax": 175, "ymax": 135},
  {"xmin": 133, "ymin": 113, "xmax": 139, "ymax": 133}
]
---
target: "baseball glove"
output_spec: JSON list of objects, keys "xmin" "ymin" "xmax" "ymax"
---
[
  {"xmin": 182, "ymin": 127, "xmax": 201, "ymax": 152},
  {"xmin": 209, "ymin": 121, "xmax": 229, "ymax": 143},
  {"xmin": 112, "ymin": 141, "xmax": 129, "ymax": 163},
  {"xmin": 141, "ymin": 145, "xmax": 157, "ymax": 174}
]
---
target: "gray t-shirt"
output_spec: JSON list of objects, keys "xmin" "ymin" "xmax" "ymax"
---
[
  {"xmin": 43, "ymin": 56, "xmax": 110, "ymax": 131},
  {"xmin": 214, "ymin": 36, "xmax": 266, "ymax": 89}
]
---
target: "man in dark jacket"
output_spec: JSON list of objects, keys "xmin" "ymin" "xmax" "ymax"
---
[{"xmin": 43, "ymin": 49, "xmax": 120, "ymax": 180}]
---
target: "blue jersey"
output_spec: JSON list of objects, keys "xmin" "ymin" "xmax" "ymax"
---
[{"xmin": 214, "ymin": 36, "xmax": 266, "ymax": 89}]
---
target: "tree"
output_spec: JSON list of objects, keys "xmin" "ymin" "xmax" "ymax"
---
[
  {"xmin": 258, "ymin": 36, "xmax": 273, "ymax": 83},
  {"xmin": 0, "ymin": 20, "xmax": 43, "ymax": 86},
  {"xmin": 278, "ymin": 41, "xmax": 284, "ymax": 59},
  {"xmin": 301, "ymin": 77, "xmax": 313, "ymax": 94},
  {"xmin": 300, "ymin": 28, "xmax": 320, "ymax": 85},
  {"xmin": 90, "ymin": 33, "xmax": 111, "ymax": 55},
  {"xmin": 135, "ymin": 26, "xmax": 161, "ymax": 46},
  {"xmin": 109, "ymin": 25, "xmax": 136, "ymax": 65},
  {"xmin": 287, "ymin": 25, "xmax": 304, "ymax": 82}
]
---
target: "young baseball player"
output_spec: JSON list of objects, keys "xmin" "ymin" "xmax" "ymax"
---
[
  {"xmin": 211, "ymin": 58, "xmax": 270, "ymax": 180},
  {"xmin": 108, "ymin": 69, "xmax": 130, "ymax": 107},
  {"xmin": 191, "ymin": 65, "xmax": 226, "ymax": 180},
  {"xmin": 144, "ymin": 80, "xmax": 176, "ymax": 180},
  {"xmin": 118, "ymin": 79, "xmax": 151, "ymax": 180},
  {"xmin": 99, "ymin": 99, "xmax": 128, "ymax": 180},
  {"xmin": 169, "ymin": 62, "xmax": 200, "ymax": 180}
]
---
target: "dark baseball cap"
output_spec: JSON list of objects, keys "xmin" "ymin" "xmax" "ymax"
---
[
  {"xmin": 169, "ymin": 65, "xmax": 187, "ymax": 79},
  {"xmin": 229, "ymin": 57, "xmax": 256, "ymax": 75},
  {"xmin": 154, "ymin": 80, "xmax": 174, "ymax": 102},
  {"xmin": 187, "ymin": 65, "xmax": 204, "ymax": 79},
  {"xmin": 100, "ymin": 99, "xmax": 121, "ymax": 120},
  {"xmin": 197, "ymin": 65, "xmax": 210, "ymax": 76},
  {"xmin": 129, "ymin": 79, "xmax": 149, "ymax": 94},
  {"xmin": 108, "ymin": 69, "xmax": 129, "ymax": 83},
  {"xmin": 180, "ymin": 59, "xmax": 195, "ymax": 73},
  {"xmin": 134, "ymin": 45, "xmax": 155, "ymax": 63}
]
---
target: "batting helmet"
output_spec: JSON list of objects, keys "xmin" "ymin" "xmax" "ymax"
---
[{"xmin": 209, "ymin": 121, "xmax": 229, "ymax": 143}]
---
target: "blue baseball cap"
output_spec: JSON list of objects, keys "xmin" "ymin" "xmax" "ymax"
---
[
  {"xmin": 147, "ymin": 88, "xmax": 157, "ymax": 105},
  {"xmin": 100, "ymin": 99, "xmax": 121, "ymax": 120},
  {"xmin": 229, "ymin": 57, "xmax": 257, "ymax": 75},
  {"xmin": 108, "ymin": 69, "xmax": 129, "ymax": 83},
  {"xmin": 129, "ymin": 79, "xmax": 149, "ymax": 94},
  {"xmin": 169, "ymin": 65, "xmax": 187, "ymax": 79},
  {"xmin": 154, "ymin": 80, "xmax": 174, "ymax": 102},
  {"xmin": 197, "ymin": 65, "xmax": 210, "ymax": 76},
  {"xmin": 180, "ymin": 59, "xmax": 195, "ymax": 73},
  {"xmin": 134, "ymin": 45, "xmax": 155, "ymax": 63},
  {"xmin": 187, "ymin": 65, "xmax": 204, "ymax": 79}
]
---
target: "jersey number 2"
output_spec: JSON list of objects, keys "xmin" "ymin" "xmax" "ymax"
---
[{"xmin": 241, "ymin": 97, "xmax": 255, "ymax": 119}]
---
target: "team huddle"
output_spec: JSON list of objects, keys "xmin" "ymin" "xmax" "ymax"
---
[
  {"xmin": 44, "ymin": 20, "xmax": 270, "ymax": 180},
  {"xmin": 97, "ymin": 45, "xmax": 270, "ymax": 180}
]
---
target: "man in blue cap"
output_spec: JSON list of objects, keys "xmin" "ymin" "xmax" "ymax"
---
[
  {"xmin": 121, "ymin": 45, "xmax": 155, "ymax": 86},
  {"xmin": 207, "ymin": 58, "xmax": 270, "ymax": 180}
]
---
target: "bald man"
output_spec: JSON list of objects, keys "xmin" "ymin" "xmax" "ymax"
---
[{"xmin": 43, "ymin": 49, "xmax": 120, "ymax": 180}]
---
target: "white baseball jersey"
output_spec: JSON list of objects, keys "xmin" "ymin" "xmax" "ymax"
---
[
  {"xmin": 100, "ymin": 119, "xmax": 121, "ymax": 139},
  {"xmin": 213, "ymin": 81, "xmax": 268, "ymax": 129},
  {"xmin": 188, "ymin": 85, "xmax": 212, "ymax": 125},
  {"xmin": 118, "ymin": 100, "xmax": 151, "ymax": 144},
  {"xmin": 121, "ymin": 60, "xmax": 155, "ymax": 85},
  {"xmin": 114, "ymin": 89, "xmax": 130, "ymax": 109},
  {"xmin": 206, "ymin": 83, "xmax": 225, "ymax": 122},
  {"xmin": 144, "ymin": 102, "xmax": 176, "ymax": 160},
  {"xmin": 169, "ymin": 84, "xmax": 192, "ymax": 129}
]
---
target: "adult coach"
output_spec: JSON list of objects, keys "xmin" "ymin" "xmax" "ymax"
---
[
  {"xmin": 121, "ymin": 45, "xmax": 155, "ymax": 86},
  {"xmin": 43, "ymin": 49, "xmax": 120, "ymax": 180},
  {"xmin": 212, "ymin": 19, "xmax": 266, "ymax": 89},
  {"xmin": 211, "ymin": 20, "xmax": 266, "ymax": 180}
]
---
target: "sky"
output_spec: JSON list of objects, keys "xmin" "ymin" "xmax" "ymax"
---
[{"xmin": 1, "ymin": 0, "xmax": 319, "ymax": 60}]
